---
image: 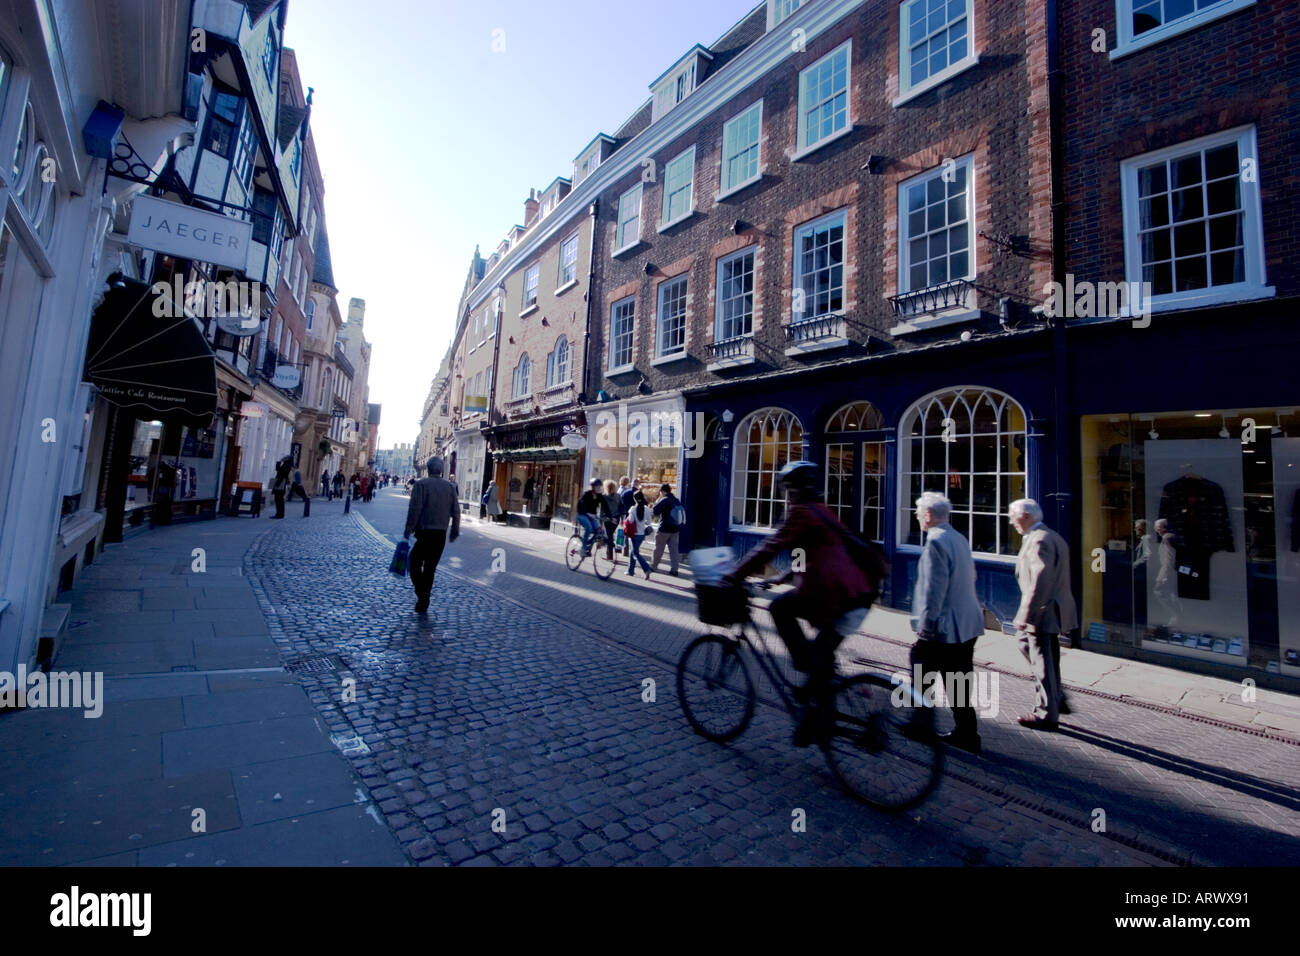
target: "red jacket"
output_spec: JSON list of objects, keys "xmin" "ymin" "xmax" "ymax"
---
[{"xmin": 733, "ymin": 501, "xmax": 873, "ymax": 626}]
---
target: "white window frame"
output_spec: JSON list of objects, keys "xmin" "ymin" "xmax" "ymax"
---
[
  {"xmin": 547, "ymin": 335, "xmax": 571, "ymax": 388},
  {"xmin": 609, "ymin": 296, "xmax": 635, "ymax": 372},
  {"xmin": 1112, "ymin": 0, "xmax": 1256, "ymax": 60},
  {"xmin": 897, "ymin": 153, "xmax": 975, "ymax": 295},
  {"xmin": 720, "ymin": 100, "xmax": 763, "ymax": 198},
  {"xmin": 523, "ymin": 263, "xmax": 540, "ymax": 311},
  {"xmin": 897, "ymin": 0, "xmax": 978, "ymax": 104},
  {"xmin": 730, "ymin": 408, "xmax": 804, "ymax": 533},
  {"xmin": 656, "ymin": 274, "xmax": 688, "ymax": 358},
  {"xmin": 715, "ymin": 246, "xmax": 756, "ymax": 342},
  {"xmin": 615, "ymin": 184, "xmax": 643, "ymax": 254},
  {"xmin": 767, "ymin": 0, "xmax": 803, "ymax": 30},
  {"xmin": 513, "ymin": 353, "xmax": 531, "ymax": 399},
  {"xmin": 795, "ymin": 41, "xmax": 852, "ymax": 157},
  {"xmin": 1119, "ymin": 125, "xmax": 1271, "ymax": 313},
  {"xmin": 652, "ymin": 60, "xmax": 698, "ymax": 122},
  {"xmin": 792, "ymin": 209, "xmax": 848, "ymax": 324},
  {"xmin": 660, "ymin": 147, "xmax": 696, "ymax": 230},
  {"xmin": 558, "ymin": 233, "xmax": 579, "ymax": 289},
  {"xmin": 305, "ymin": 298, "xmax": 315, "ymax": 332},
  {"xmin": 896, "ymin": 386, "xmax": 1027, "ymax": 561}
]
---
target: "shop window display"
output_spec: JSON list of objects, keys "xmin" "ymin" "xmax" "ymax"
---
[{"xmin": 1080, "ymin": 408, "xmax": 1300, "ymax": 676}]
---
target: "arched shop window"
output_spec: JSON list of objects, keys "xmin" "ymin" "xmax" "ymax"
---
[
  {"xmin": 732, "ymin": 407, "xmax": 803, "ymax": 531},
  {"xmin": 825, "ymin": 401, "xmax": 887, "ymax": 543},
  {"xmin": 899, "ymin": 387, "xmax": 1027, "ymax": 556}
]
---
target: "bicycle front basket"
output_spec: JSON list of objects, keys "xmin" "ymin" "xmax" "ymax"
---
[{"xmin": 696, "ymin": 583, "xmax": 749, "ymax": 626}]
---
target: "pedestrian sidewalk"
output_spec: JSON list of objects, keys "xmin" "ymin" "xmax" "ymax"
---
[
  {"xmin": 0, "ymin": 500, "xmax": 406, "ymax": 866},
  {"xmin": 456, "ymin": 515, "xmax": 1300, "ymax": 741}
]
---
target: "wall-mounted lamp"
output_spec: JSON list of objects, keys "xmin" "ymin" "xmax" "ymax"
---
[
  {"xmin": 541, "ymin": 316, "xmax": 549, "ymax": 326},
  {"xmin": 643, "ymin": 262, "xmax": 656, "ymax": 276},
  {"xmin": 731, "ymin": 219, "xmax": 748, "ymax": 234},
  {"xmin": 721, "ymin": 409, "xmax": 734, "ymax": 424},
  {"xmin": 862, "ymin": 155, "xmax": 887, "ymax": 175}
]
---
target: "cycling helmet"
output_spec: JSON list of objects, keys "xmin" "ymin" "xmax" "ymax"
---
[{"xmin": 778, "ymin": 460, "xmax": 820, "ymax": 490}]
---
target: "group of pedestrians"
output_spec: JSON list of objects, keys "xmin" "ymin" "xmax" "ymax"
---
[
  {"xmin": 723, "ymin": 459, "xmax": 1077, "ymax": 755},
  {"xmin": 575, "ymin": 476, "xmax": 684, "ymax": 580}
]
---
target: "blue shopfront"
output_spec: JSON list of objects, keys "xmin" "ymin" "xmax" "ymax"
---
[{"xmin": 681, "ymin": 330, "xmax": 1064, "ymax": 628}]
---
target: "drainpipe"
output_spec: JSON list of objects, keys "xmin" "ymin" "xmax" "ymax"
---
[
  {"xmin": 580, "ymin": 199, "xmax": 600, "ymax": 411},
  {"xmin": 1046, "ymin": 0, "xmax": 1078, "ymax": 635}
]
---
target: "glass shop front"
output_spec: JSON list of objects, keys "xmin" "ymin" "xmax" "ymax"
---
[{"xmin": 1079, "ymin": 406, "xmax": 1300, "ymax": 678}]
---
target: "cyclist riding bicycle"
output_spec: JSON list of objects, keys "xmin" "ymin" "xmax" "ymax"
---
[
  {"xmin": 576, "ymin": 478, "xmax": 613, "ymax": 555},
  {"xmin": 723, "ymin": 460, "xmax": 876, "ymax": 742}
]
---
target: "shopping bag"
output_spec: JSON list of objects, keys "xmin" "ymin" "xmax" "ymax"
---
[
  {"xmin": 614, "ymin": 527, "xmax": 626, "ymax": 549},
  {"xmin": 390, "ymin": 539, "xmax": 410, "ymax": 577}
]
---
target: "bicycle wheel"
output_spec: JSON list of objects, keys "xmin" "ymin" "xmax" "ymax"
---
[
  {"xmin": 822, "ymin": 673, "xmax": 944, "ymax": 811},
  {"xmin": 591, "ymin": 538, "xmax": 616, "ymax": 580},
  {"xmin": 564, "ymin": 533, "xmax": 585, "ymax": 571},
  {"xmin": 676, "ymin": 634, "xmax": 755, "ymax": 743}
]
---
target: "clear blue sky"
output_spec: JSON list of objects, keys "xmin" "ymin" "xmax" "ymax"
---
[{"xmin": 285, "ymin": 0, "xmax": 759, "ymax": 445}]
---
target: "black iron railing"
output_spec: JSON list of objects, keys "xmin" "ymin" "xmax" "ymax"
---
[
  {"xmin": 706, "ymin": 334, "xmax": 754, "ymax": 361},
  {"xmin": 785, "ymin": 313, "xmax": 843, "ymax": 343},
  {"xmin": 887, "ymin": 278, "xmax": 972, "ymax": 317}
]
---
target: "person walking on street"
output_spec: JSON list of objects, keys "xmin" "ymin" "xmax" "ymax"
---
[
  {"xmin": 404, "ymin": 457, "xmax": 460, "ymax": 614},
  {"xmin": 270, "ymin": 457, "xmax": 291, "ymax": 518},
  {"xmin": 651, "ymin": 482, "xmax": 683, "ymax": 576},
  {"xmin": 603, "ymin": 480, "xmax": 621, "ymax": 561},
  {"xmin": 906, "ymin": 492, "xmax": 987, "ymax": 754},
  {"xmin": 618, "ymin": 476, "xmax": 634, "ymax": 521},
  {"xmin": 624, "ymin": 491, "xmax": 653, "ymax": 579},
  {"xmin": 485, "ymin": 479, "xmax": 502, "ymax": 521},
  {"xmin": 1010, "ymin": 498, "xmax": 1077, "ymax": 729},
  {"xmin": 289, "ymin": 466, "xmax": 307, "ymax": 502},
  {"xmin": 320, "ymin": 469, "xmax": 330, "ymax": 499}
]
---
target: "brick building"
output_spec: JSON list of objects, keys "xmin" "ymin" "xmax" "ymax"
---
[{"xmin": 1058, "ymin": 0, "xmax": 1300, "ymax": 683}]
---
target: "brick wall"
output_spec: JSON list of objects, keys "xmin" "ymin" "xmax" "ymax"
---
[
  {"xmin": 590, "ymin": 0, "xmax": 1051, "ymax": 400},
  {"xmin": 1060, "ymin": 0, "xmax": 1299, "ymax": 297}
]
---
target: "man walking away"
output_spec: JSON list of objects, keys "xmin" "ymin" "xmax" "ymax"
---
[
  {"xmin": 289, "ymin": 466, "xmax": 307, "ymax": 502},
  {"xmin": 321, "ymin": 469, "xmax": 331, "ymax": 499},
  {"xmin": 651, "ymin": 482, "xmax": 683, "ymax": 576},
  {"xmin": 270, "ymin": 457, "xmax": 291, "ymax": 518},
  {"xmin": 907, "ymin": 492, "xmax": 986, "ymax": 754},
  {"xmin": 333, "ymin": 471, "xmax": 344, "ymax": 499},
  {"xmin": 404, "ymin": 457, "xmax": 460, "ymax": 614},
  {"xmin": 1010, "ymin": 498, "xmax": 1078, "ymax": 729}
]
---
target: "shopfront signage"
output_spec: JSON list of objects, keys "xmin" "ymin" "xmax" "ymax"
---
[
  {"xmin": 271, "ymin": 365, "xmax": 301, "ymax": 389},
  {"xmin": 240, "ymin": 401, "xmax": 269, "ymax": 419},
  {"xmin": 127, "ymin": 195, "xmax": 252, "ymax": 271},
  {"xmin": 560, "ymin": 432, "xmax": 585, "ymax": 450},
  {"xmin": 464, "ymin": 394, "xmax": 488, "ymax": 414}
]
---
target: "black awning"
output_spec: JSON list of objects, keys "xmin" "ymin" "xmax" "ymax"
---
[{"xmin": 84, "ymin": 277, "xmax": 217, "ymax": 427}]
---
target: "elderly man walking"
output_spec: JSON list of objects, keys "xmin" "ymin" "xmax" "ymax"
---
[
  {"xmin": 404, "ymin": 457, "xmax": 460, "ymax": 614},
  {"xmin": 1010, "ymin": 498, "xmax": 1077, "ymax": 729},
  {"xmin": 907, "ymin": 492, "xmax": 987, "ymax": 754}
]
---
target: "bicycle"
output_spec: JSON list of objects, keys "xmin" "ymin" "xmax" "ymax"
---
[
  {"xmin": 676, "ymin": 580, "xmax": 944, "ymax": 811},
  {"xmin": 564, "ymin": 523, "xmax": 617, "ymax": 580}
]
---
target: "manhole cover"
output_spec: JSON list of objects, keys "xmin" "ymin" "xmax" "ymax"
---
[{"xmin": 286, "ymin": 655, "xmax": 347, "ymax": 674}]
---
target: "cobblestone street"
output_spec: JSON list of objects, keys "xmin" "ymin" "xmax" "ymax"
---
[{"xmin": 237, "ymin": 490, "xmax": 1300, "ymax": 866}]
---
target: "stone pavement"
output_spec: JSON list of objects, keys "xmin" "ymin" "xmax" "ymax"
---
[
  {"xmin": 5, "ymin": 488, "xmax": 1298, "ymax": 867},
  {"xmin": 0, "ymin": 500, "xmax": 405, "ymax": 866},
  {"xmin": 357, "ymin": 489, "xmax": 1300, "ymax": 866}
]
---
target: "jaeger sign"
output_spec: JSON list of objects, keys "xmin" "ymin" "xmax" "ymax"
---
[{"xmin": 127, "ymin": 195, "xmax": 252, "ymax": 271}]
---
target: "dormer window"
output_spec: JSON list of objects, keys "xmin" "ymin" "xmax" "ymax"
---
[
  {"xmin": 650, "ymin": 46, "xmax": 713, "ymax": 123},
  {"xmin": 767, "ymin": 0, "xmax": 803, "ymax": 30}
]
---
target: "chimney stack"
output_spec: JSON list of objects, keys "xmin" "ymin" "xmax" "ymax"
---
[{"xmin": 524, "ymin": 188, "xmax": 539, "ymax": 226}]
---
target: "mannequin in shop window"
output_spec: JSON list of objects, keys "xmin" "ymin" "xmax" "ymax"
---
[{"xmin": 1157, "ymin": 469, "xmax": 1233, "ymax": 601}]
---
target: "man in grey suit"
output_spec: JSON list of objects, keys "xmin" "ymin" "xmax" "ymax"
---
[
  {"xmin": 404, "ymin": 457, "xmax": 460, "ymax": 614},
  {"xmin": 1010, "ymin": 498, "xmax": 1078, "ymax": 729},
  {"xmin": 908, "ymin": 492, "xmax": 987, "ymax": 754}
]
